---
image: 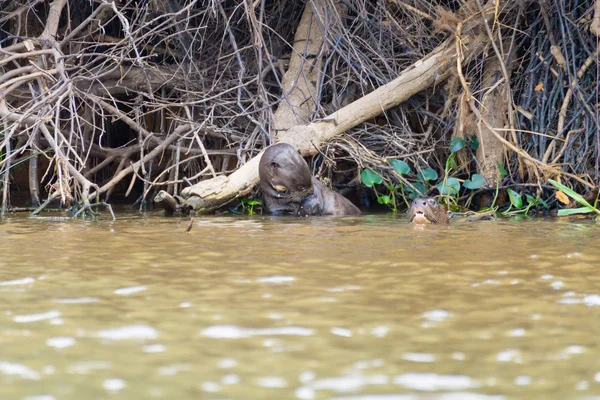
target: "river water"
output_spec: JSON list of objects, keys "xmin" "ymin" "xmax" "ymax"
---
[{"xmin": 0, "ymin": 212, "xmax": 599, "ymax": 399}]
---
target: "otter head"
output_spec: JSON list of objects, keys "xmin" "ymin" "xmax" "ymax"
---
[
  {"xmin": 407, "ymin": 197, "xmax": 453, "ymax": 225},
  {"xmin": 259, "ymin": 143, "xmax": 314, "ymax": 202}
]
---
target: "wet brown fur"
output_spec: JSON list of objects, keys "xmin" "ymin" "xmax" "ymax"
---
[
  {"xmin": 407, "ymin": 197, "xmax": 452, "ymax": 224},
  {"xmin": 259, "ymin": 143, "xmax": 313, "ymax": 215},
  {"xmin": 299, "ymin": 178, "xmax": 361, "ymax": 217},
  {"xmin": 259, "ymin": 143, "xmax": 361, "ymax": 216}
]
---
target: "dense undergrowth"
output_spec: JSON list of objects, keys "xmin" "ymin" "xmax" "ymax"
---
[{"xmin": 0, "ymin": 0, "xmax": 599, "ymax": 217}]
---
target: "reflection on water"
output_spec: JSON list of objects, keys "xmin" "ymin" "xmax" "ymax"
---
[{"xmin": 0, "ymin": 212, "xmax": 599, "ymax": 399}]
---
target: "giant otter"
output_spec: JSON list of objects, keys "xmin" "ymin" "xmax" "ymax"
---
[
  {"xmin": 407, "ymin": 197, "xmax": 453, "ymax": 224},
  {"xmin": 259, "ymin": 143, "xmax": 314, "ymax": 216},
  {"xmin": 258, "ymin": 143, "xmax": 361, "ymax": 216}
]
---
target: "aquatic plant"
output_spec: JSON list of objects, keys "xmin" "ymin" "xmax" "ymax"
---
[
  {"xmin": 360, "ymin": 168, "xmax": 398, "ymax": 212},
  {"xmin": 239, "ymin": 197, "xmax": 262, "ymax": 216},
  {"xmin": 360, "ymin": 136, "xmax": 485, "ymax": 213},
  {"xmin": 548, "ymin": 179, "xmax": 600, "ymax": 217},
  {"xmin": 502, "ymin": 189, "xmax": 549, "ymax": 216}
]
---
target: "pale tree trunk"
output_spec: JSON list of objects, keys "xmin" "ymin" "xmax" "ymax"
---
[
  {"xmin": 272, "ymin": 1, "xmax": 337, "ymax": 132},
  {"xmin": 590, "ymin": 0, "xmax": 600, "ymax": 37},
  {"xmin": 475, "ymin": 48, "xmax": 510, "ymax": 186}
]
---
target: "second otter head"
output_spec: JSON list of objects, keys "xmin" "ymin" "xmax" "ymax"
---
[
  {"xmin": 407, "ymin": 197, "xmax": 453, "ymax": 225},
  {"xmin": 259, "ymin": 143, "xmax": 314, "ymax": 201}
]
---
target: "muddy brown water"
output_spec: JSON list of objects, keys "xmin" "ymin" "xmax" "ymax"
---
[{"xmin": 0, "ymin": 212, "xmax": 599, "ymax": 399}]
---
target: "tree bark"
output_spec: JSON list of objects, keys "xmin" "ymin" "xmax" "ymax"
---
[
  {"xmin": 590, "ymin": 0, "xmax": 600, "ymax": 37},
  {"xmin": 272, "ymin": 1, "xmax": 331, "ymax": 132},
  {"xmin": 475, "ymin": 49, "xmax": 510, "ymax": 186}
]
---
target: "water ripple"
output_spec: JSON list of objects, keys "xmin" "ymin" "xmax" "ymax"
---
[
  {"xmin": 0, "ymin": 361, "xmax": 40, "ymax": 380},
  {"xmin": 96, "ymin": 325, "xmax": 158, "ymax": 340},
  {"xmin": 201, "ymin": 325, "xmax": 313, "ymax": 339},
  {"xmin": 14, "ymin": 310, "xmax": 61, "ymax": 323},
  {"xmin": 0, "ymin": 277, "xmax": 35, "ymax": 286},
  {"xmin": 114, "ymin": 286, "xmax": 147, "ymax": 296},
  {"xmin": 393, "ymin": 373, "xmax": 481, "ymax": 391}
]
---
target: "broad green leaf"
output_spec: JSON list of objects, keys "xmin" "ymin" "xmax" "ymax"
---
[
  {"xmin": 247, "ymin": 200, "xmax": 262, "ymax": 206},
  {"xmin": 507, "ymin": 188, "xmax": 523, "ymax": 208},
  {"xmin": 390, "ymin": 159, "xmax": 411, "ymax": 175},
  {"xmin": 557, "ymin": 207, "xmax": 595, "ymax": 216},
  {"xmin": 361, "ymin": 169, "xmax": 383, "ymax": 187},
  {"xmin": 407, "ymin": 182, "xmax": 427, "ymax": 197},
  {"xmin": 463, "ymin": 174, "xmax": 484, "ymax": 189},
  {"xmin": 449, "ymin": 137, "xmax": 465, "ymax": 153},
  {"xmin": 469, "ymin": 135, "xmax": 479, "ymax": 151},
  {"xmin": 496, "ymin": 162, "xmax": 508, "ymax": 178},
  {"xmin": 417, "ymin": 168, "xmax": 438, "ymax": 182},
  {"xmin": 377, "ymin": 195, "xmax": 392, "ymax": 205},
  {"xmin": 436, "ymin": 177, "xmax": 461, "ymax": 195}
]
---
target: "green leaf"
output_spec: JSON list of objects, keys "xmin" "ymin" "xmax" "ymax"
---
[
  {"xmin": 417, "ymin": 168, "xmax": 438, "ymax": 182},
  {"xmin": 247, "ymin": 200, "xmax": 262, "ymax": 206},
  {"xmin": 525, "ymin": 194, "xmax": 548, "ymax": 208},
  {"xmin": 537, "ymin": 197, "xmax": 549, "ymax": 209},
  {"xmin": 446, "ymin": 153, "xmax": 457, "ymax": 170},
  {"xmin": 469, "ymin": 135, "xmax": 479, "ymax": 151},
  {"xmin": 390, "ymin": 159, "xmax": 411, "ymax": 175},
  {"xmin": 463, "ymin": 174, "xmax": 485, "ymax": 189},
  {"xmin": 507, "ymin": 188, "xmax": 523, "ymax": 208},
  {"xmin": 449, "ymin": 137, "xmax": 465, "ymax": 153},
  {"xmin": 525, "ymin": 194, "xmax": 536, "ymax": 204},
  {"xmin": 436, "ymin": 177, "xmax": 461, "ymax": 195},
  {"xmin": 378, "ymin": 195, "xmax": 392, "ymax": 205},
  {"xmin": 548, "ymin": 179, "xmax": 597, "ymax": 213},
  {"xmin": 557, "ymin": 207, "xmax": 595, "ymax": 216},
  {"xmin": 496, "ymin": 162, "xmax": 508, "ymax": 178},
  {"xmin": 384, "ymin": 184, "xmax": 398, "ymax": 193},
  {"xmin": 406, "ymin": 182, "xmax": 427, "ymax": 197},
  {"xmin": 361, "ymin": 169, "xmax": 383, "ymax": 187}
]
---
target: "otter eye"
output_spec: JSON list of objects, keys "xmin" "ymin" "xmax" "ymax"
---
[
  {"xmin": 270, "ymin": 162, "xmax": 278, "ymax": 169},
  {"xmin": 297, "ymin": 184, "xmax": 306, "ymax": 191}
]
